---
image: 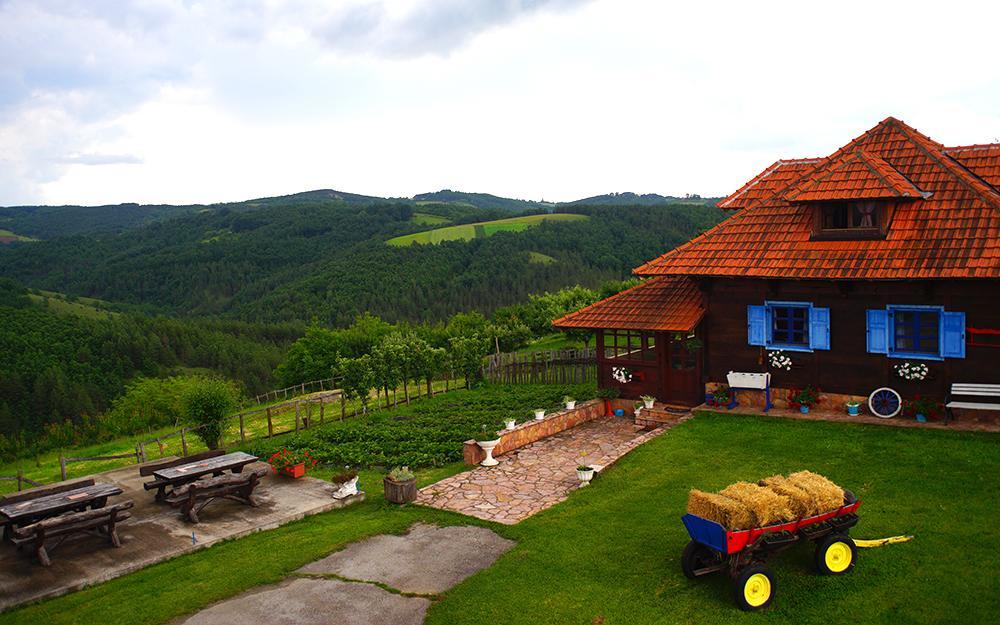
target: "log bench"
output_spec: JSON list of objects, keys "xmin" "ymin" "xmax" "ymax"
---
[
  {"xmin": 139, "ymin": 450, "xmax": 226, "ymax": 501},
  {"xmin": 10, "ymin": 500, "xmax": 134, "ymax": 567},
  {"xmin": 164, "ymin": 467, "xmax": 268, "ymax": 524},
  {"xmin": 0, "ymin": 478, "xmax": 96, "ymax": 540},
  {"xmin": 946, "ymin": 383, "xmax": 1000, "ymax": 422}
]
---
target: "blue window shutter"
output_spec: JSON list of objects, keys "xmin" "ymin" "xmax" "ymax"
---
[
  {"xmin": 748, "ymin": 305, "xmax": 767, "ymax": 346},
  {"xmin": 809, "ymin": 307, "xmax": 831, "ymax": 350},
  {"xmin": 866, "ymin": 309, "xmax": 888, "ymax": 354},
  {"xmin": 940, "ymin": 311, "xmax": 966, "ymax": 358}
]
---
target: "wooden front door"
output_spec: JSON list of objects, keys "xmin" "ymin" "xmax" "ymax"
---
[{"xmin": 664, "ymin": 333, "xmax": 703, "ymax": 406}]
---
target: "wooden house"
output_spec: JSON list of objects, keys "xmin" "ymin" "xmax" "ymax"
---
[{"xmin": 553, "ymin": 118, "xmax": 1000, "ymax": 410}]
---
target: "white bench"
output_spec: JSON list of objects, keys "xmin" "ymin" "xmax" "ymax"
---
[{"xmin": 946, "ymin": 383, "xmax": 1000, "ymax": 421}]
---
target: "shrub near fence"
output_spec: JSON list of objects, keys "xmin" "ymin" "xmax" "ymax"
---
[{"xmin": 482, "ymin": 348, "xmax": 597, "ymax": 385}]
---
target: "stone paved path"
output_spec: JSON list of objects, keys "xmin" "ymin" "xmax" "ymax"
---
[
  {"xmin": 415, "ymin": 415, "xmax": 689, "ymax": 524},
  {"xmin": 179, "ymin": 523, "xmax": 513, "ymax": 625}
]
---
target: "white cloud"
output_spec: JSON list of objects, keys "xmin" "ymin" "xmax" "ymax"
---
[{"xmin": 2, "ymin": 0, "xmax": 1000, "ymax": 206}]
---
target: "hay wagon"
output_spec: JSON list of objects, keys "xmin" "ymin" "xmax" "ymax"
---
[{"xmin": 680, "ymin": 489, "xmax": 860, "ymax": 611}]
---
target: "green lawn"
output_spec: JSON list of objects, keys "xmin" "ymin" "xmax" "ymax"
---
[
  {"xmin": 386, "ymin": 213, "xmax": 588, "ymax": 246},
  {"xmin": 3, "ymin": 413, "xmax": 997, "ymax": 624},
  {"xmin": 410, "ymin": 212, "xmax": 453, "ymax": 226},
  {"xmin": 517, "ymin": 332, "xmax": 593, "ymax": 352},
  {"xmin": 0, "ymin": 229, "xmax": 37, "ymax": 242}
]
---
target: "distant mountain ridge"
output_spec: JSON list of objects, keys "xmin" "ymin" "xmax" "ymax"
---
[{"xmin": 0, "ymin": 187, "xmax": 719, "ymax": 240}]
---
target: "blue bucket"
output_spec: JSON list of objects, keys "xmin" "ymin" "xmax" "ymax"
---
[{"xmin": 613, "ymin": 409, "xmax": 625, "ymax": 417}]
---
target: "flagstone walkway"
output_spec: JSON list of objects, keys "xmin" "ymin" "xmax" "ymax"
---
[{"xmin": 415, "ymin": 415, "xmax": 691, "ymax": 524}]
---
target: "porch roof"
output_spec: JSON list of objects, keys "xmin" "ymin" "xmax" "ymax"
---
[{"xmin": 552, "ymin": 276, "xmax": 704, "ymax": 332}]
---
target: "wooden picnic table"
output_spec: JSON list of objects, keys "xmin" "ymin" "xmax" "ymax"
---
[
  {"xmin": 151, "ymin": 451, "xmax": 258, "ymax": 485},
  {"xmin": 0, "ymin": 482, "xmax": 123, "ymax": 540}
]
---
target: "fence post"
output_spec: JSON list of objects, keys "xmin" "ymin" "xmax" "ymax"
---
[
  {"xmin": 180, "ymin": 429, "xmax": 188, "ymax": 456},
  {"xmin": 239, "ymin": 413, "xmax": 246, "ymax": 444},
  {"xmin": 295, "ymin": 402, "xmax": 300, "ymax": 432},
  {"xmin": 340, "ymin": 393, "xmax": 346, "ymax": 420},
  {"xmin": 60, "ymin": 455, "xmax": 67, "ymax": 481},
  {"xmin": 16, "ymin": 469, "xmax": 24, "ymax": 492},
  {"xmin": 319, "ymin": 399, "xmax": 325, "ymax": 424},
  {"xmin": 267, "ymin": 408, "xmax": 274, "ymax": 438}
]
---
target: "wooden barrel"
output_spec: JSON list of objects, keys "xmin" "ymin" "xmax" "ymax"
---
[{"xmin": 383, "ymin": 477, "xmax": 417, "ymax": 504}]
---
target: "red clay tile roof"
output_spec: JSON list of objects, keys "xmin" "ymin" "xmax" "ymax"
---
[
  {"xmin": 718, "ymin": 158, "xmax": 820, "ymax": 210},
  {"xmin": 634, "ymin": 117, "xmax": 1000, "ymax": 280},
  {"xmin": 552, "ymin": 277, "xmax": 704, "ymax": 332},
  {"xmin": 946, "ymin": 143, "xmax": 1000, "ymax": 189},
  {"xmin": 785, "ymin": 149, "xmax": 926, "ymax": 202}
]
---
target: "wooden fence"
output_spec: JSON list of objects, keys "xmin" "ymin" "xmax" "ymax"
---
[
  {"xmin": 0, "ymin": 472, "xmax": 43, "ymax": 492},
  {"xmin": 254, "ymin": 377, "xmax": 338, "ymax": 405},
  {"xmin": 482, "ymin": 348, "xmax": 598, "ymax": 385},
  {"xmin": 59, "ymin": 450, "xmax": 142, "ymax": 481}
]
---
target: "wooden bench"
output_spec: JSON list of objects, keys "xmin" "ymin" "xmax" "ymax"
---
[
  {"xmin": 946, "ymin": 383, "xmax": 1000, "ymax": 421},
  {"xmin": 0, "ymin": 478, "xmax": 95, "ymax": 540},
  {"xmin": 11, "ymin": 500, "xmax": 133, "ymax": 566},
  {"xmin": 164, "ymin": 467, "xmax": 268, "ymax": 524},
  {"xmin": 139, "ymin": 450, "xmax": 226, "ymax": 500}
]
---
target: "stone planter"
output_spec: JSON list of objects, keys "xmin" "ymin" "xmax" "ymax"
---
[
  {"xmin": 534, "ymin": 409, "xmax": 546, "ymax": 420},
  {"xmin": 383, "ymin": 476, "xmax": 417, "ymax": 504},
  {"xmin": 577, "ymin": 466, "xmax": 595, "ymax": 486},
  {"xmin": 477, "ymin": 439, "xmax": 501, "ymax": 466}
]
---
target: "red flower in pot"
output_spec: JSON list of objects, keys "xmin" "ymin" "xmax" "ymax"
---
[{"xmin": 268, "ymin": 448, "xmax": 318, "ymax": 478}]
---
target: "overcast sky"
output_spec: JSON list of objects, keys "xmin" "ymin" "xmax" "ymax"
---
[{"xmin": 2, "ymin": 0, "xmax": 999, "ymax": 207}]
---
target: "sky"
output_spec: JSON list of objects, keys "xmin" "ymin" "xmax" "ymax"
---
[{"xmin": 2, "ymin": 0, "xmax": 1000, "ymax": 207}]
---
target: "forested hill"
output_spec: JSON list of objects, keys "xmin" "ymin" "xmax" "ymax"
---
[
  {"xmin": 565, "ymin": 192, "xmax": 718, "ymax": 206},
  {"xmin": 0, "ymin": 201, "xmax": 725, "ymax": 326}
]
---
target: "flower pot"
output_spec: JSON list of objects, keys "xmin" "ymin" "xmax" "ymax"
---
[
  {"xmin": 847, "ymin": 405, "xmax": 860, "ymax": 416},
  {"xmin": 915, "ymin": 413, "xmax": 927, "ymax": 423},
  {"xmin": 643, "ymin": 399, "xmax": 655, "ymax": 409},
  {"xmin": 478, "ymin": 439, "xmax": 501, "ymax": 467},
  {"xmin": 332, "ymin": 476, "xmax": 360, "ymax": 500},
  {"xmin": 383, "ymin": 476, "xmax": 417, "ymax": 504},
  {"xmin": 534, "ymin": 409, "xmax": 545, "ymax": 420},
  {"xmin": 613, "ymin": 408, "xmax": 625, "ymax": 417},
  {"xmin": 283, "ymin": 462, "xmax": 306, "ymax": 478},
  {"xmin": 799, "ymin": 405, "xmax": 810, "ymax": 414},
  {"xmin": 504, "ymin": 419, "xmax": 516, "ymax": 430},
  {"xmin": 577, "ymin": 467, "xmax": 595, "ymax": 485},
  {"xmin": 565, "ymin": 401, "xmax": 576, "ymax": 410}
]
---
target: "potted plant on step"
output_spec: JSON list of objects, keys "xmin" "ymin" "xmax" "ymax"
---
[
  {"xmin": 597, "ymin": 387, "xmax": 620, "ymax": 416},
  {"xmin": 640, "ymin": 394, "xmax": 656, "ymax": 410},
  {"xmin": 331, "ymin": 467, "xmax": 360, "ymax": 499},
  {"xmin": 477, "ymin": 424, "xmax": 502, "ymax": 467},
  {"xmin": 268, "ymin": 448, "xmax": 317, "ymax": 478},
  {"xmin": 845, "ymin": 400, "xmax": 861, "ymax": 416},
  {"xmin": 533, "ymin": 408, "xmax": 546, "ymax": 420},
  {"xmin": 383, "ymin": 466, "xmax": 417, "ymax": 504},
  {"xmin": 904, "ymin": 395, "xmax": 943, "ymax": 423},
  {"xmin": 504, "ymin": 416, "xmax": 517, "ymax": 430},
  {"xmin": 709, "ymin": 386, "xmax": 731, "ymax": 408},
  {"xmin": 788, "ymin": 386, "xmax": 821, "ymax": 414},
  {"xmin": 563, "ymin": 395, "xmax": 577, "ymax": 410},
  {"xmin": 577, "ymin": 465, "xmax": 595, "ymax": 486}
]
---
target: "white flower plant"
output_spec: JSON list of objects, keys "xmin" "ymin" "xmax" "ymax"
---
[
  {"xmin": 611, "ymin": 366, "xmax": 633, "ymax": 384},
  {"xmin": 894, "ymin": 361, "xmax": 929, "ymax": 381},
  {"xmin": 767, "ymin": 350, "xmax": 793, "ymax": 371}
]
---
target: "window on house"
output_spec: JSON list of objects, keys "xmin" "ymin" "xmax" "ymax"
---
[
  {"xmin": 866, "ymin": 306, "xmax": 966, "ymax": 360},
  {"xmin": 748, "ymin": 301, "xmax": 830, "ymax": 352},
  {"xmin": 813, "ymin": 201, "xmax": 885, "ymax": 240},
  {"xmin": 603, "ymin": 330, "xmax": 656, "ymax": 362}
]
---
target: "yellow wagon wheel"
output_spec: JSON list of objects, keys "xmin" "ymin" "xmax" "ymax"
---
[
  {"xmin": 815, "ymin": 533, "xmax": 857, "ymax": 575},
  {"xmin": 733, "ymin": 565, "xmax": 776, "ymax": 611}
]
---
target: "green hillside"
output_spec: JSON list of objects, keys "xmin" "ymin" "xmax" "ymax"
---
[
  {"xmin": 387, "ymin": 213, "xmax": 588, "ymax": 246},
  {"xmin": 0, "ymin": 229, "xmax": 37, "ymax": 243}
]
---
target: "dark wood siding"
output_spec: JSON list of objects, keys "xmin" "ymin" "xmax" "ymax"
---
[{"xmin": 699, "ymin": 278, "xmax": 1000, "ymax": 399}]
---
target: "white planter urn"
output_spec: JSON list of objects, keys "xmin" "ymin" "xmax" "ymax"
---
[
  {"xmin": 577, "ymin": 466, "xmax": 595, "ymax": 485},
  {"xmin": 504, "ymin": 419, "xmax": 516, "ymax": 430},
  {"xmin": 478, "ymin": 439, "xmax": 501, "ymax": 467},
  {"xmin": 642, "ymin": 398, "xmax": 655, "ymax": 409},
  {"xmin": 534, "ymin": 409, "xmax": 546, "ymax": 420},
  {"xmin": 565, "ymin": 401, "xmax": 576, "ymax": 410},
  {"xmin": 332, "ymin": 476, "xmax": 360, "ymax": 500}
]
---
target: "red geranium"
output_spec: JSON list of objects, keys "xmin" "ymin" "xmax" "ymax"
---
[{"xmin": 268, "ymin": 448, "xmax": 318, "ymax": 472}]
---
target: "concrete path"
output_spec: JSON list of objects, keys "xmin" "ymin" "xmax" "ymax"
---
[
  {"xmin": 415, "ymin": 416, "xmax": 679, "ymax": 524},
  {"xmin": 0, "ymin": 462, "xmax": 361, "ymax": 612},
  {"xmin": 178, "ymin": 523, "xmax": 514, "ymax": 625}
]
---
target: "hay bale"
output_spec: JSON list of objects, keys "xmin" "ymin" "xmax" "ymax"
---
[
  {"xmin": 759, "ymin": 475, "xmax": 816, "ymax": 517},
  {"xmin": 787, "ymin": 471, "xmax": 844, "ymax": 514},
  {"xmin": 687, "ymin": 489, "xmax": 754, "ymax": 530},
  {"xmin": 719, "ymin": 481, "xmax": 794, "ymax": 527}
]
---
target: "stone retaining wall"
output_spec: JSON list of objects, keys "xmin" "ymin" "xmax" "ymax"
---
[
  {"xmin": 705, "ymin": 381, "xmax": 867, "ymax": 412},
  {"xmin": 462, "ymin": 398, "xmax": 637, "ymax": 465}
]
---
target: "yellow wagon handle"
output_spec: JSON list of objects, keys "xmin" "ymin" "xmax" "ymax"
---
[{"xmin": 853, "ymin": 535, "xmax": 913, "ymax": 548}]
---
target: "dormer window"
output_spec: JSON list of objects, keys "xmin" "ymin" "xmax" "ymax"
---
[{"xmin": 812, "ymin": 201, "xmax": 887, "ymax": 240}]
